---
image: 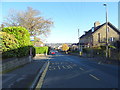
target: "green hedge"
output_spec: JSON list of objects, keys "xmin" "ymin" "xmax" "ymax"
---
[
  {"xmin": 1, "ymin": 26, "xmax": 32, "ymax": 59},
  {"xmin": 35, "ymin": 46, "xmax": 48, "ymax": 54},
  {"xmin": 2, "ymin": 26, "xmax": 30, "ymax": 47},
  {"xmin": 1, "ymin": 32, "xmax": 19, "ymax": 52},
  {"xmin": 1, "ymin": 32, "xmax": 19, "ymax": 58}
]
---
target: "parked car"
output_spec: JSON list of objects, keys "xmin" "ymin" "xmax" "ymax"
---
[{"xmin": 50, "ymin": 50, "xmax": 56, "ymax": 55}]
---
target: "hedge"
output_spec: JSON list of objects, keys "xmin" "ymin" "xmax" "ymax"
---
[
  {"xmin": 1, "ymin": 32, "xmax": 19, "ymax": 58},
  {"xmin": 83, "ymin": 48, "xmax": 104, "ymax": 55},
  {"xmin": 2, "ymin": 26, "xmax": 30, "ymax": 47},
  {"xmin": 35, "ymin": 46, "xmax": 48, "ymax": 54},
  {"xmin": 1, "ymin": 26, "xmax": 31, "ymax": 59}
]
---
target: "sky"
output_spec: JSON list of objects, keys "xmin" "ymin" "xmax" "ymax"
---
[{"xmin": 0, "ymin": 1, "xmax": 118, "ymax": 43}]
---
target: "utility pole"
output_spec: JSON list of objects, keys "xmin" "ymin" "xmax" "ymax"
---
[
  {"xmin": 103, "ymin": 3, "xmax": 108, "ymax": 58},
  {"xmin": 78, "ymin": 29, "xmax": 80, "ymax": 52},
  {"xmin": 78, "ymin": 29, "xmax": 82, "ymax": 56}
]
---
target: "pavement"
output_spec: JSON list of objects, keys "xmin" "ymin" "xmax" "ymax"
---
[
  {"xmin": 2, "ymin": 55, "xmax": 50, "ymax": 89},
  {"xmin": 69, "ymin": 52, "xmax": 120, "ymax": 66}
]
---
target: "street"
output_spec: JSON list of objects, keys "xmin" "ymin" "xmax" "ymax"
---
[{"xmin": 41, "ymin": 52, "xmax": 119, "ymax": 89}]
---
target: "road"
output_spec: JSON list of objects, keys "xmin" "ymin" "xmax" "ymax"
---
[{"xmin": 41, "ymin": 52, "xmax": 119, "ymax": 89}]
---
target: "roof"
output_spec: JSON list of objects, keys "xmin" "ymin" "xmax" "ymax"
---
[
  {"xmin": 92, "ymin": 22, "xmax": 120, "ymax": 34},
  {"xmin": 79, "ymin": 29, "xmax": 92, "ymax": 39},
  {"xmin": 79, "ymin": 22, "xmax": 120, "ymax": 39},
  {"xmin": 108, "ymin": 22, "xmax": 120, "ymax": 34}
]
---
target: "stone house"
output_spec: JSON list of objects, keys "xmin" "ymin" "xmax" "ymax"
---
[{"xmin": 79, "ymin": 21, "xmax": 120, "ymax": 47}]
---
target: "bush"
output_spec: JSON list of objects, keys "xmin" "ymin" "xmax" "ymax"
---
[
  {"xmin": 0, "ymin": 32, "xmax": 19, "ymax": 58},
  {"xmin": 2, "ymin": 26, "xmax": 30, "ymax": 47},
  {"xmin": 35, "ymin": 46, "xmax": 48, "ymax": 54},
  {"xmin": 83, "ymin": 47, "xmax": 105, "ymax": 57},
  {"xmin": 1, "ymin": 32, "xmax": 19, "ymax": 51},
  {"xmin": 1, "ymin": 26, "xmax": 31, "ymax": 59}
]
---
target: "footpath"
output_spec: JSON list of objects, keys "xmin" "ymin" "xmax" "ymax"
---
[
  {"xmin": 2, "ymin": 55, "xmax": 51, "ymax": 89},
  {"xmin": 69, "ymin": 53, "xmax": 120, "ymax": 66}
]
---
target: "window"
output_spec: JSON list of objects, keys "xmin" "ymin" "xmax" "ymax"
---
[
  {"xmin": 107, "ymin": 27, "xmax": 110, "ymax": 32},
  {"xmin": 92, "ymin": 27, "xmax": 94, "ymax": 32},
  {"xmin": 98, "ymin": 33, "xmax": 101, "ymax": 43},
  {"xmin": 109, "ymin": 37, "xmax": 114, "ymax": 42}
]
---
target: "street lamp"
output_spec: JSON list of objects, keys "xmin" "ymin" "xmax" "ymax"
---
[
  {"xmin": 103, "ymin": 3, "xmax": 108, "ymax": 58},
  {"xmin": 78, "ymin": 29, "xmax": 82, "ymax": 56}
]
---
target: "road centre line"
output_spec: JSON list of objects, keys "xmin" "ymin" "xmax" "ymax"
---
[{"xmin": 89, "ymin": 74, "xmax": 100, "ymax": 80}]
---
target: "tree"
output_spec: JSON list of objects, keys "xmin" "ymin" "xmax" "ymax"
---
[
  {"xmin": 3, "ymin": 7, "xmax": 53, "ymax": 36},
  {"xmin": 62, "ymin": 44, "xmax": 69, "ymax": 51}
]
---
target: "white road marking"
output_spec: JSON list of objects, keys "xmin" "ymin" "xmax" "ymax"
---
[
  {"xmin": 67, "ymin": 65, "xmax": 73, "ymax": 69},
  {"xmin": 49, "ymin": 66, "xmax": 55, "ymax": 70},
  {"xmin": 62, "ymin": 66, "xmax": 66, "ymax": 69},
  {"xmin": 49, "ymin": 69, "xmax": 51, "ymax": 71},
  {"xmin": 79, "ymin": 67, "xmax": 84, "ymax": 71},
  {"xmin": 89, "ymin": 74, "xmax": 100, "ymax": 80},
  {"xmin": 58, "ymin": 66, "xmax": 61, "ymax": 70},
  {"xmin": 98, "ymin": 61, "xmax": 102, "ymax": 64}
]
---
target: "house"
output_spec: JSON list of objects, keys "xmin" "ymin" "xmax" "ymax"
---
[
  {"xmin": 31, "ymin": 37, "xmax": 44, "ymax": 47},
  {"xmin": 70, "ymin": 43, "xmax": 79, "ymax": 51},
  {"xmin": 79, "ymin": 21, "xmax": 120, "ymax": 47}
]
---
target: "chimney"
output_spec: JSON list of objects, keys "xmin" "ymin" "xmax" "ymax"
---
[
  {"xmin": 1, "ymin": 24, "xmax": 4, "ymax": 28},
  {"xmin": 94, "ymin": 21, "xmax": 100, "ymax": 28}
]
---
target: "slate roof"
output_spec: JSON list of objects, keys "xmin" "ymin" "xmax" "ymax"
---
[
  {"xmin": 92, "ymin": 22, "xmax": 120, "ymax": 34},
  {"xmin": 79, "ymin": 22, "xmax": 120, "ymax": 39}
]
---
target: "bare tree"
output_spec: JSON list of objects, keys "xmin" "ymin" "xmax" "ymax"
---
[{"xmin": 3, "ymin": 7, "xmax": 53, "ymax": 36}]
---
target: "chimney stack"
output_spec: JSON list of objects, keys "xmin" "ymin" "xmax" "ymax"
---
[{"xmin": 94, "ymin": 21, "xmax": 100, "ymax": 28}]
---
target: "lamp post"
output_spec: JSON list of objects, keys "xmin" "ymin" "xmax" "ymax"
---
[
  {"xmin": 103, "ymin": 3, "xmax": 108, "ymax": 58},
  {"xmin": 78, "ymin": 29, "xmax": 82, "ymax": 56}
]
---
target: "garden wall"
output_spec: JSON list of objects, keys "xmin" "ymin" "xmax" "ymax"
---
[{"xmin": 1, "ymin": 56, "xmax": 32, "ymax": 73}]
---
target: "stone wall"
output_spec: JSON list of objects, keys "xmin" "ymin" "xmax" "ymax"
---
[
  {"xmin": 1, "ymin": 56, "xmax": 32, "ymax": 73},
  {"xmin": 93, "ymin": 25, "xmax": 120, "ymax": 46}
]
